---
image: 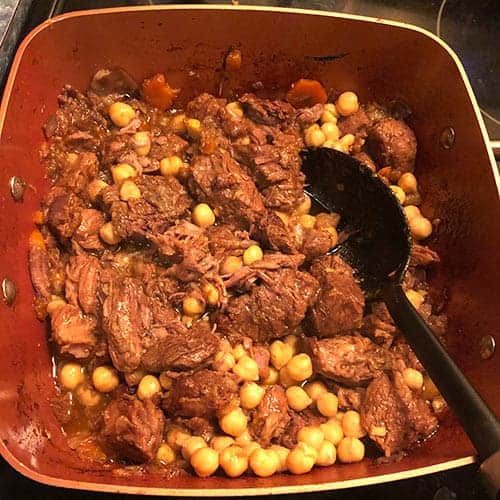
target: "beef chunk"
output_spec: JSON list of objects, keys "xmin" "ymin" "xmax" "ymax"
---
[
  {"xmin": 206, "ymin": 225, "xmax": 256, "ymax": 260},
  {"xmin": 155, "ymin": 221, "xmax": 217, "ymax": 282},
  {"xmin": 101, "ymin": 395, "xmax": 165, "ymax": 463},
  {"xmin": 173, "ymin": 416, "xmax": 216, "ymax": 441},
  {"xmin": 296, "ymin": 104, "xmax": 324, "ymax": 127},
  {"xmin": 57, "ymin": 152, "xmax": 99, "ymax": 196},
  {"xmin": 254, "ymin": 211, "xmax": 298, "ymax": 254},
  {"xmin": 148, "ymin": 133, "xmax": 189, "ymax": 162},
  {"xmin": 164, "ymin": 369, "xmax": 239, "ymax": 418},
  {"xmin": 249, "ymin": 385, "xmax": 290, "ymax": 447},
  {"xmin": 186, "ymin": 93, "xmax": 226, "ymax": 120},
  {"xmin": 102, "ymin": 278, "xmax": 149, "ymax": 372},
  {"xmin": 338, "ymin": 108, "xmax": 371, "ymax": 138},
  {"xmin": 278, "ymin": 410, "xmax": 326, "ymax": 448},
  {"xmin": 65, "ymin": 254, "xmax": 101, "ymax": 315},
  {"xmin": 308, "ymin": 255, "xmax": 364, "ymax": 337},
  {"xmin": 218, "ymin": 268, "xmax": 319, "ymax": 344},
  {"xmin": 249, "ymin": 345, "xmax": 271, "ymax": 380},
  {"xmin": 73, "ymin": 209, "xmax": 105, "ymax": 251},
  {"xmin": 46, "ymin": 192, "xmax": 84, "ymax": 241},
  {"xmin": 336, "ymin": 386, "xmax": 365, "ymax": 411},
  {"xmin": 29, "ymin": 242, "xmax": 51, "ymax": 300},
  {"xmin": 362, "ymin": 302, "xmax": 397, "ymax": 347},
  {"xmin": 361, "ymin": 373, "xmax": 438, "ymax": 456},
  {"xmin": 296, "ymin": 226, "xmax": 333, "ymax": 261},
  {"xmin": 306, "ymin": 335, "xmax": 389, "ymax": 386},
  {"xmin": 366, "ymin": 117, "xmax": 417, "ymax": 172},
  {"xmin": 410, "ymin": 244, "xmax": 440, "ymax": 267},
  {"xmin": 391, "ymin": 337, "xmax": 423, "ymax": 372},
  {"xmin": 190, "ymin": 151, "xmax": 266, "ymax": 229},
  {"xmin": 142, "ymin": 320, "xmax": 220, "ymax": 372},
  {"xmin": 51, "ymin": 304, "xmax": 97, "ymax": 358},
  {"xmin": 239, "ymin": 94, "xmax": 294, "ymax": 126}
]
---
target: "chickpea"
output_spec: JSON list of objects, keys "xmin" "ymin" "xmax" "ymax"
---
[
  {"xmin": 119, "ymin": 180, "xmax": 141, "ymax": 201},
  {"xmin": 337, "ymin": 437, "xmax": 365, "ymax": 463},
  {"xmin": 296, "ymin": 195, "xmax": 311, "ymax": 216},
  {"xmin": 214, "ymin": 351, "xmax": 236, "ymax": 372},
  {"xmin": 342, "ymin": 410, "xmax": 366, "ymax": 438},
  {"xmin": 286, "ymin": 442, "xmax": 318, "ymax": 475},
  {"xmin": 262, "ymin": 366, "xmax": 279, "ymax": 385},
  {"xmin": 286, "ymin": 386, "xmax": 313, "ymax": 411},
  {"xmin": 226, "ymin": 101, "xmax": 244, "ymax": 118},
  {"xmin": 398, "ymin": 172, "xmax": 418, "ymax": 193},
  {"xmin": 211, "ymin": 436, "xmax": 235, "ymax": 451},
  {"xmin": 336, "ymin": 411, "xmax": 345, "ymax": 422},
  {"xmin": 320, "ymin": 419, "xmax": 344, "ymax": 445},
  {"xmin": 190, "ymin": 447, "xmax": 219, "ymax": 477},
  {"xmin": 422, "ymin": 376, "xmax": 440, "ymax": 400},
  {"xmin": 316, "ymin": 392, "xmax": 339, "ymax": 418},
  {"xmin": 270, "ymin": 340, "xmax": 294, "ymax": 370},
  {"xmin": 242, "ymin": 245, "xmax": 263, "ymax": 266},
  {"xmin": 403, "ymin": 367, "xmax": 424, "ymax": 391},
  {"xmin": 221, "ymin": 256, "xmax": 243, "ymax": 275},
  {"xmin": 320, "ymin": 109, "xmax": 338, "ymax": 124},
  {"xmin": 239, "ymin": 136, "xmax": 251, "ymax": 145},
  {"xmin": 404, "ymin": 204, "xmax": 421, "ymax": 221},
  {"xmin": 335, "ymin": 91, "xmax": 359, "ymax": 117},
  {"xmin": 283, "ymin": 334, "xmax": 299, "ymax": 353},
  {"xmin": 186, "ymin": 118, "xmax": 201, "ymax": 139},
  {"xmin": 182, "ymin": 436, "xmax": 208, "ymax": 460},
  {"xmin": 286, "ymin": 354, "xmax": 313, "ymax": 382},
  {"xmin": 192, "ymin": 203, "xmax": 216, "ymax": 228},
  {"xmin": 235, "ymin": 429, "xmax": 253, "ymax": 445},
  {"xmin": 339, "ymin": 133, "xmax": 355, "ymax": 149},
  {"xmin": 159, "ymin": 371, "xmax": 173, "ymax": 390},
  {"xmin": 109, "ymin": 101, "xmax": 135, "ymax": 127},
  {"xmin": 219, "ymin": 408, "xmax": 247, "ymax": 437},
  {"xmin": 219, "ymin": 445, "xmax": 248, "ymax": 477},
  {"xmin": 305, "ymin": 124, "xmax": 326, "ymax": 147},
  {"xmin": 242, "ymin": 441, "xmax": 261, "ymax": 457},
  {"xmin": 156, "ymin": 443, "xmax": 176, "ymax": 465},
  {"xmin": 76, "ymin": 385, "xmax": 101, "ymax": 407},
  {"xmin": 297, "ymin": 425, "xmax": 324, "ymax": 450},
  {"xmin": 233, "ymin": 355, "xmax": 259, "ymax": 382},
  {"xmin": 240, "ymin": 382, "xmax": 265, "ymax": 409},
  {"xmin": 182, "ymin": 296, "xmax": 205, "ymax": 317},
  {"xmin": 232, "ymin": 344, "xmax": 247, "ymax": 361},
  {"xmin": 111, "ymin": 163, "xmax": 136, "ymax": 185},
  {"xmin": 202, "ymin": 282, "xmax": 219, "ymax": 306},
  {"xmin": 321, "ymin": 122, "xmax": 340, "ymax": 142},
  {"xmin": 170, "ymin": 113, "xmax": 186, "ymax": 134},
  {"xmin": 304, "ymin": 380, "xmax": 328, "ymax": 402},
  {"xmin": 249, "ymin": 448, "xmax": 279, "ymax": 478},
  {"xmin": 269, "ymin": 445, "xmax": 290, "ymax": 472},
  {"xmin": 405, "ymin": 289, "xmax": 425, "ymax": 310},
  {"xmin": 316, "ymin": 440, "xmax": 337, "ymax": 466},
  {"xmin": 137, "ymin": 375, "xmax": 161, "ymax": 400},
  {"xmin": 390, "ymin": 185, "xmax": 406, "ymax": 204},
  {"xmin": 167, "ymin": 427, "xmax": 190, "ymax": 451},
  {"xmin": 92, "ymin": 365, "xmax": 119, "ymax": 393},
  {"xmin": 160, "ymin": 155, "xmax": 184, "ymax": 177},
  {"xmin": 299, "ymin": 214, "xmax": 316, "ymax": 230},
  {"xmin": 279, "ymin": 366, "xmax": 297, "ymax": 388},
  {"xmin": 59, "ymin": 363, "xmax": 84, "ymax": 390},
  {"xmin": 324, "ymin": 102, "xmax": 339, "ymax": 116},
  {"xmin": 99, "ymin": 222, "xmax": 121, "ymax": 245},
  {"xmin": 87, "ymin": 179, "xmax": 109, "ymax": 202},
  {"xmin": 47, "ymin": 297, "xmax": 66, "ymax": 315},
  {"xmin": 131, "ymin": 131, "xmax": 151, "ymax": 156},
  {"xmin": 409, "ymin": 216, "xmax": 433, "ymax": 240}
]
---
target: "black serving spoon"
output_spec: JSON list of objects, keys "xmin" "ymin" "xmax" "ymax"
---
[{"xmin": 301, "ymin": 147, "xmax": 500, "ymax": 499}]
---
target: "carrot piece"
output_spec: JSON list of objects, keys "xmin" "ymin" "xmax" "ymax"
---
[
  {"xmin": 33, "ymin": 210, "xmax": 44, "ymax": 225},
  {"xmin": 286, "ymin": 79, "xmax": 328, "ymax": 108},
  {"xmin": 225, "ymin": 49, "xmax": 242, "ymax": 71},
  {"xmin": 29, "ymin": 229, "xmax": 46, "ymax": 249},
  {"xmin": 141, "ymin": 73, "xmax": 179, "ymax": 111}
]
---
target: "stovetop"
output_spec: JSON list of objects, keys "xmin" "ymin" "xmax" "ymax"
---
[{"xmin": 0, "ymin": 1, "xmax": 497, "ymax": 499}]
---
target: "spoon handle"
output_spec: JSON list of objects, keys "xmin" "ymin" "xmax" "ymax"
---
[{"xmin": 383, "ymin": 283, "xmax": 500, "ymax": 498}]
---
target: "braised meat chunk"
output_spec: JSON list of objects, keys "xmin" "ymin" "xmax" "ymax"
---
[
  {"xmin": 308, "ymin": 255, "xmax": 365, "ymax": 337},
  {"xmin": 101, "ymin": 394, "xmax": 165, "ymax": 463}
]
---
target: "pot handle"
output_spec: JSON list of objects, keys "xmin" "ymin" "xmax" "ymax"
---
[{"xmin": 383, "ymin": 283, "xmax": 500, "ymax": 499}]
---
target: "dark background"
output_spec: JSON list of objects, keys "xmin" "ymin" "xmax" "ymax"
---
[{"xmin": 0, "ymin": 1, "xmax": 498, "ymax": 499}]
